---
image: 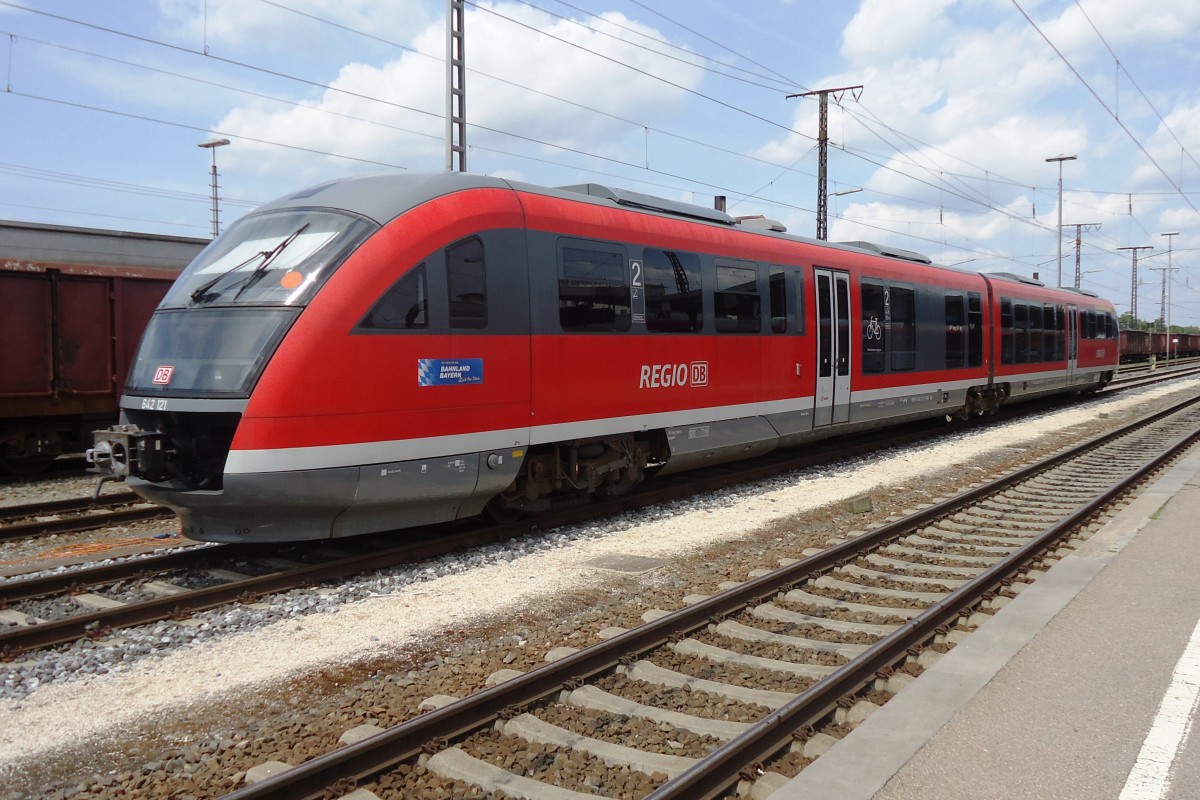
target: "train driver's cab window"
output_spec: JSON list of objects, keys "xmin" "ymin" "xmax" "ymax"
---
[
  {"xmin": 644, "ymin": 249, "xmax": 702, "ymax": 332},
  {"xmin": 559, "ymin": 242, "xmax": 631, "ymax": 332},
  {"xmin": 359, "ymin": 263, "xmax": 428, "ymax": 330},
  {"xmin": 446, "ymin": 237, "xmax": 486, "ymax": 329},
  {"xmin": 714, "ymin": 261, "xmax": 761, "ymax": 333}
]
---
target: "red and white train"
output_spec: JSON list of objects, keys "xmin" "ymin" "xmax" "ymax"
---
[{"xmin": 87, "ymin": 173, "xmax": 1120, "ymax": 542}]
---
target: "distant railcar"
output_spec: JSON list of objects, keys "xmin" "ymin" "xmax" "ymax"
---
[
  {"xmin": 86, "ymin": 173, "xmax": 1120, "ymax": 542},
  {"xmin": 0, "ymin": 221, "xmax": 206, "ymax": 471},
  {"xmin": 1119, "ymin": 328, "xmax": 1151, "ymax": 362},
  {"xmin": 1177, "ymin": 333, "xmax": 1200, "ymax": 357}
]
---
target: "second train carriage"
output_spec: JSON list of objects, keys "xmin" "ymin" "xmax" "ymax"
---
[{"xmin": 87, "ymin": 173, "xmax": 1119, "ymax": 541}]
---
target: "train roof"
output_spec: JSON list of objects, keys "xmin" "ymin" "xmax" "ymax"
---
[
  {"xmin": 252, "ymin": 173, "xmax": 936, "ymax": 270},
  {"xmin": 248, "ymin": 174, "xmax": 1113, "ymax": 304},
  {"xmin": 252, "ymin": 172, "xmax": 513, "ymax": 225},
  {"xmin": 0, "ymin": 219, "xmax": 208, "ymax": 272},
  {"xmin": 984, "ymin": 270, "xmax": 1107, "ymax": 302}
]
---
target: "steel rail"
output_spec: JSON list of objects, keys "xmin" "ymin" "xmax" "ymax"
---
[
  {"xmin": 0, "ymin": 524, "xmax": 506, "ymax": 656},
  {"xmin": 0, "ymin": 542, "xmax": 253, "ymax": 604},
  {"xmin": 219, "ymin": 396, "xmax": 1200, "ymax": 800},
  {"xmin": 648, "ymin": 413, "xmax": 1200, "ymax": 798},
  {"xmin": 0, "ymin": 504, "xmax": 173, "ymax": 542},
  {"xmin": 0, "ymin": 491, "xmax": 142, "ymax": 523}
]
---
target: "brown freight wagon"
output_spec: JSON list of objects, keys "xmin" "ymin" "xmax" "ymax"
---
[{"xmin": 0, "ymin": 221, "xmax": 206, "ymax": 472}]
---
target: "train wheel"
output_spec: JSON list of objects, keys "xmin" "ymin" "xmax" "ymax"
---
[
  {"xmin": 483, "ymin": 495, "xmax": 524, "ymax": 524},
  {"xmin": 0, "ymin": 453, "xmax": 56, "ymax": 476},
  {"xmin": 1, "ymin": 429, "xmax": 63, "ymax": 476}
]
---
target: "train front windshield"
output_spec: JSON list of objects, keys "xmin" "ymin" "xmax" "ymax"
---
[
  {"xmin": 126, "ymin": 208, "xmax": 377, "ymax": 398},
  {"xmin": 161, "ymin": 208, "xmax": 377, "ymax": 308}
]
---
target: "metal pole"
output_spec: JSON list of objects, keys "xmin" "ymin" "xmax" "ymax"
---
[
  {"xmin": 446, "ymin": 0, "xmax": 467, "ymax": 172},
  {"xmin": 1161, "ymin": 232, "xmax": 1180, "ymax": 365},
  {"xmin": 209, "ymin": 154, "xmax": 219, "ymax": 237},
  {"xmin": 1118, "ymin": 245, "xmax": 1152, "ymax": 326},
  {"xmin": 1045, "ymin": 154, "xmax": 1076, "ymax": 287},
  {"xmin": 1066, "ymin": 223, "xmax": 1101, "ymax": 289},
  {"xmin": 815, "ymin": 92, "xmax": 828, "ymax": 240},
  {"xmin": 788, "ymin": 85, "xmax": 862, "ymax": 241},
  {"xmin": 197, "ymin": 137, "xmax": 230, "ymax": 238}
]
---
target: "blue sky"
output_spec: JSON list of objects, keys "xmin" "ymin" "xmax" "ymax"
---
[{"xmin": 2, "ymin": 0, "xmax": 1198, "ymax": 326}]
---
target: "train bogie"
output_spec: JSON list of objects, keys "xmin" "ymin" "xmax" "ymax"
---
[{"xmin": 87, "ymin": 173, "xmax": 1120, "ymax": 542}]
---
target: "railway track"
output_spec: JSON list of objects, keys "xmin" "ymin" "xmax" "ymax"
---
[
  {"xmin": 215, "ymin": 392, "xmax": 1200, "ymax": 800},
  {"xmin": 1110, "ymin": 361, "xmax": 1200, "ymax": 390},
  {"xmin": 3, "ymin": 371, "xmax": 1199, "ymax": 660},
  {"xmin": 0, "ymin": 491, "xmax": 172, "ymax": 542}
]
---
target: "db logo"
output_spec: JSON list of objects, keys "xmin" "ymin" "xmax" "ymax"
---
[
  {"xmin": 689, "ymin": 361, "xmax": 709, "ymax": 387},
  {"xmin": 152, "ymin": 366, "xmax": 175, "ymax": 385}
]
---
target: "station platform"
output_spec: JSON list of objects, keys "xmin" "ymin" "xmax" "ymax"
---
[{"xmin": 771, "ymin": 448, "xmax": 1200, "ymax": 800}]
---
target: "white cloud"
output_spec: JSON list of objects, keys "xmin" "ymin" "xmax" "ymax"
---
[
  {"xmin": 840, "ymin": 0, "xmax": 956, "ymax": 66},
  {"xmin": 155, "ymin": 0, "xmax": 433, "ymax": 54},
  {"xmin": 209, "ymin": 3, "xmax": 706, "ymax": 183}
]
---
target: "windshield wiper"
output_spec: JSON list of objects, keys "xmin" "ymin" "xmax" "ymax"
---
[
  {"xmin": 189, "ymin": 223, "xmax": 311, "ymax": 305},
  {"xmin": 229, "ymin": 223, "xmax": 310, "ymax": 302}
]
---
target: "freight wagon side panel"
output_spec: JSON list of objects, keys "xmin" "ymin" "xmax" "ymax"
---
[
  {"xmin": 57, "ymin": 276, "xmax": 114, "ymax": 396},
  {"xmin": 0, "ymin": 273, "xmax": 53, "ymax": 398}
]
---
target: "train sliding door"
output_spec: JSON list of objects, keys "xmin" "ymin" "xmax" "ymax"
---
[{"xmin": 813, "ymin": 268, "xmax": 851, "ymax": 426}]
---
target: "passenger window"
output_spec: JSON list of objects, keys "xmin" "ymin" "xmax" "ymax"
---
[
  {"xmin": 644, "ymin": 249, "xmax": 702, "ymax": 332},
  {"xmin": 945, "ymin": 294, "xmax": 965, "ymax": 369},
  {"xmin": 1055, "ymin": 304, "xmax": 1067, "ymax": 360},
  {"xmin": 1029, "ymin": 304, "xmax": 1044, "ymax": 363},
  {"xmin": 714, "ymin": 262, "xmax": 761, "ymax": 333},
  {"xmin": 861, "ymin": 282, "xmax": 886, "ymax": 374},
  {"xmin": 359, "ymin": 263, "xmax": 428, "ymax": 330},
  {"xmin": 1014, "ymin": 303, "xmax": 1028, "ymax": 364},
  {"xmin": 1042, "ymin": 305, "xmax": 1056, "ymax": 361},
  {"xmin": 1000, "ymin": 298, "xmax": 1014, "ymax": 365},
  {"xmin": 890, "ymin": 287, "xmax": 916, "ymax": 371},
  {"xmin": 836, "ymin": 277, "xmax": 850, "ymax": 376},
  {"xmin": 967, "ymin": 293, "xmax": 983, "ymax": 367},
  {"xmin": 559, "ymin": 243, "xmax": 631, "ymax": 332},
  {"xmin": 817, "ymin": 274, "xmax": 833, "ymax": 378},
  {"xmin": 769, "ymin": 266, "xmax": 786, "ymax": 333},
  {"xmin": 447, "ymin": 237, "xmax": 486, "ymax": 329}
]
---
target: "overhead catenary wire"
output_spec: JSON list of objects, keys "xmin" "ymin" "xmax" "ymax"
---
[
  {"xmin": 0, "ymin": 0, "xmax": 1188, "ymax": 282},
  {"xmin": 1009, "ymin": 0, "xmax": 1200, "ymax": 220},
  {"xmin": 0, "ymin": 2, "xmax": 1106, "ymax": 239}
]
